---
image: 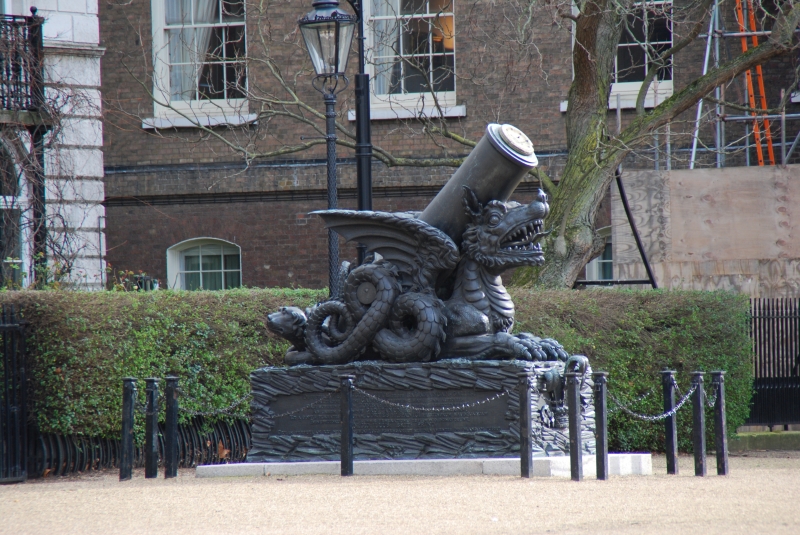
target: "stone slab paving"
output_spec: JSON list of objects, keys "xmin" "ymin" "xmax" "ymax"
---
[
  {"xmin": 195, "ymin": 453, "xmax": 652, "ymax": 478},
  {"xmin": 1, "ymin": 453, "xmax": 799, "ymax": 535}
]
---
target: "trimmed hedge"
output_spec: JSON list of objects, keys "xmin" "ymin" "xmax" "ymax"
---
[
  {"xmin": 7, "ymin": 288, "xmax": 324, "ymax": 440},
  {"xmin": 512, "ymin": 289, "xmax": 752, "ymax": 452},
  {"xmin": 3, "ymin": 288, "xmax": 751, "ymax": 452}
]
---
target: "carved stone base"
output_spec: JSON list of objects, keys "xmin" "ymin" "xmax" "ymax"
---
[{"xmin": 247, "ymin": 359, "xmax": 596, "ymax": 463}]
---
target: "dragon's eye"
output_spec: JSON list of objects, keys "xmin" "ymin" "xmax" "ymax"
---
[{"xmin": 488, "ymin": 214, "xmax": 501, "ymax": 225}]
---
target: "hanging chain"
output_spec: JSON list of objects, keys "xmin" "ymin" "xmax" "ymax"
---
[
  {"xmin": 674, "ymin": 376, "xmax": 718, "ymax": 409},
  {"xmin": 608, "ymin": 383, "xmax": 697, "ymax": 422},
  {"xmin": 706, "ymin": 381, "xmax": 719, "ymax": 408},
  {"xmin": 607, "ymin": 389, "xmax": 652, "ymax": 414},
  {"xmin": 353, "ymin": 386, "xmax": 509, "ymax": 412},
  {"xmin": 177, "ymin": 390, "xmax": 253, "ymax": 417},
  {"xmin": 252, "ymin": 389, "xmax": 341, "ymax": 420},
  {"xmin": 673, "ymin": 377, "xmax": 683, "ymax": 398}
]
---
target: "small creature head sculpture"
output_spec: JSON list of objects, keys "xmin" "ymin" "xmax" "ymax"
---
[{"xmin": 266, "ymin": 306, "xmax": 308, "ymax": 350}]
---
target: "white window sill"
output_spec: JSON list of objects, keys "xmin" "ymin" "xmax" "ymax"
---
[
  {"xmin": 559, "ymin": 81, "xmax": 674, "ymax": 112},
  {"xmin": 142, "ymin": 113, "xmax": 257, "ymax": 130},
  {"xmin": 347, "ymin": 105, "xmax": 466, "ymax": 122},
  {"xmin": 559, "ymin": 95, "xmax": 672, "ymax": 113},
  {"xmin": 559, "ymin": 95, "xmax": 676, "ymax": 113}
]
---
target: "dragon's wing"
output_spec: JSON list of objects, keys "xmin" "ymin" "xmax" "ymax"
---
[{"xmin": 312, "ymin": 210, "xmax": 459, "ymax": 288}]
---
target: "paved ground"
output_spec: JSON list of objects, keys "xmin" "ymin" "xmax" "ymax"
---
[{"xmin": 2, "ymin": 452, "xmax": 799, "ymax": 535}]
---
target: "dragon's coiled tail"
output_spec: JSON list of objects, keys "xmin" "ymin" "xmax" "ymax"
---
[
  {"xmin": 374, "ymin": 293, "xmax": 447, "ymax": 362},
  {"xmin": 304, "ymin": 262, "xmax": 400, "ymax": 364}
]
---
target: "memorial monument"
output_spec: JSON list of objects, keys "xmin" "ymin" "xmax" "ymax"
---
[{"xmin": 249, "ymin": 124, "xmax": 594, "ymax": 462}]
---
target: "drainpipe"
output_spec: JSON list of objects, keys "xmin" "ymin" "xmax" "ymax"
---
[{"xmin": 98, "ymin": 215, "xmax": 105, "ymax": 288}]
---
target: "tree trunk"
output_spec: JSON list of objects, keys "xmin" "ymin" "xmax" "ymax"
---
[{"xmin": 519, "ymin": 1, "xmax": 623, "ymax": 288}]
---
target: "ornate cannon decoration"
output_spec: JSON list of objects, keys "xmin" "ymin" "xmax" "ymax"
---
[{"xmin": 268, "ymin": 124, "xmax": 582, "ymax": 372}]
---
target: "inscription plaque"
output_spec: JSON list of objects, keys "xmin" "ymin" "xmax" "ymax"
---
[
  {"xmin": 247, "ymin": 360, "xmax": 596, "ymax": 462},
  {"xmin": 272, "ymin": 389, "xmax": 509, "ymax": 435}
]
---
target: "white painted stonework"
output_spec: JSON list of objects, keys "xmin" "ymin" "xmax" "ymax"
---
[
  {"xmin": 196, "ymin": 454, "xmax": 654, "ymax": 478},
  {"xmin": 4, "ymin": 0, "xmax": 106, "ymax": 289}
]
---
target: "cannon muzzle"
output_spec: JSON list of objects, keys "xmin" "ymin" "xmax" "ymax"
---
[{"xmin": 418, "ymin": 123, "xmax": 538, "ymax": 246}]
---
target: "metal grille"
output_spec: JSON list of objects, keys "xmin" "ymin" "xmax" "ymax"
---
[
  {"xmin": 30, "ymin": 418, "xmax": 251, "ymax": 477},
  {"xmin": 0, "ymin": 13, "xmax": 43, "ymax": 112},
  {"xmin": 747, "ymin": 298, "xmax": 800, "ymax": 426},
  {"xmin": 0, "ymin": 305, "xmax": 27, "ymax": 483}
]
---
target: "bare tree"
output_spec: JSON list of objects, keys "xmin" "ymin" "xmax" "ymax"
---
[
  {"xmin": 106, "ymin": 0, "xmax": 800, "ymax": 287},
  {"xmin": 520, "ymin": 0, "xmax": 800, "ymax": 287}
]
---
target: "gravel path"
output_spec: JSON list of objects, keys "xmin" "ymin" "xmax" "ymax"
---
[{"xmin": 2, "ymin": 453, "xmax": 799, "ymax": 535}]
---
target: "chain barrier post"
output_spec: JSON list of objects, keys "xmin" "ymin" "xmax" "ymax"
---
[
  {"xmin": 518, "ymin": 371, "xmax": 533, "ymax": 478},
  {"xmin": 711, "ymin": 371, "xmax": 728, "ymax": 476},
  {"xmin": 120, "ymin": 377, "xmax": 136, "ymax": 481},
  {"xmin": 593, "ymin": 371, "xmax": 609, "ymax": 480},
  {"xmin": 661, "ymin": 370, "xmax": 679, "ymax": 475},
  {"xmin": 145, "ymin": 378, "xmax": 160, "ymax": 479},
  {"xmin": 692, "ymin": 372, "xmax": 706, "ymax": 477},
  {"xmin": 340, "ymin": 375, "xmax": 355, "ymax": 477},
  {"xmin": 164, "ymin": 376, "xmax": 178, "ymax": 479},
  {"xmin": 566, "ymin": 372, "xmax": 583, "ymax": 481}
]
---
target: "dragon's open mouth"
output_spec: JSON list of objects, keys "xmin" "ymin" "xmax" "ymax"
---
[{"xmin": 500, "ymin": 219, "xmax": 550, "ymax": 253}]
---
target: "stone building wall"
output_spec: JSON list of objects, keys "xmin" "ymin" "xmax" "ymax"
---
[
  {"xmin": 612, "ymin": 165, "xmax": 800, "ymax": 297},
  {"xmin": 4, "ymin": 0, "xmax": 106, "ymax": 288}
]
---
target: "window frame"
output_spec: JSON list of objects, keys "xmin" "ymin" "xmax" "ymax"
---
[
  {"xmin": 584, "ymin": 227, "xmax": 613, "ymax": 282},
  {"xmin": 166, "ymin": 237, "xmax": 242, "ymax": 290},
  {"xmin": 560, "ymin": 0, "xmax": 673, "ymax": 112},
  {"xmin": 150, "ymin": 0, "xmax": 249, "ymax": 123},
  {"xmin": 0, "ymin": 140, "xmax": 29, "ymax": 288},
  {"xmin": 364, "ymin": 0, "xmax": 460, "ymax": 117},
  {"xmin": 610, "ymin": 0, "xmax": 673, "ymax": 109}
]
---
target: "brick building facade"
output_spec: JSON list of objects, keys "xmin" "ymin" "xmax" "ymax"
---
[{"xmin": 99, "ymin": 0, "xmax": 800, "ymax": 290}]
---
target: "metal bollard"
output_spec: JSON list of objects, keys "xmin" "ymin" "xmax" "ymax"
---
[
  {"xmin": 712, "ymin": 371, "xmax": 729, "ymax": 476},
  {"xmin": 518, "ymin": 371, "xmax": 533, "ymax": 478},
  {"xmin": 566, "ymin": 372, "xmax": 583, "ymax": 482},
  {"xmin": 692, "ymin": 372, "xmax": 706, "ymax": 477},
  {"xmin": 120, "ymin": 377, "xmax": 136, "ymax": 481},
  {"xmin": 145, "ymin": 378, "xmax": 160, "ymax": 479},
  {"xmin": 661, "ymin": 370, "xmax": 679, "ymax": 475},
  {"xmin": 593, "ymin": 372, "xmax": 609, "ymax": 480},
  {"xmin": 340, "ymin": 375, "xmax": 355, "ymax": 477},
  {"xmin": 164, "ymin": 376, "xmax": 179, "ymax": 479}
]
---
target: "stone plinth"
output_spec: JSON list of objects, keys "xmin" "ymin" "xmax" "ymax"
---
[
  {"xmin": 247, "ymin": 360, "xmax": 595, "ymax": 463},
  {"xmin": 199, "ymin": 454, "xmax": 653, "ymax": 478}
]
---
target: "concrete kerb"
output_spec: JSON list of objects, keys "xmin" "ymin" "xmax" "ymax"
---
[
  {"xmin": 196, "ymin": 453, "xmax": 652, "ymax": 478},
  {"xmin": 729, "ymin": 431, "xmax": 800, "ymax": 452}
]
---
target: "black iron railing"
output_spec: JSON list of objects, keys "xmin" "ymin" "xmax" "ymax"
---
[
  {"xmin": 0, "ymin": 306, "xmax": 27, "ymax": 483},
  {"xmin": 0, "ymin": 11, "xmax": 43, "ymax": 112},
  {"xmin": 747, "ymin": 298, "xmax": 800, "ymax": 426},
  {"xmin": 30, "ymin": 418, "xmax": 251, "ymax": 478}
]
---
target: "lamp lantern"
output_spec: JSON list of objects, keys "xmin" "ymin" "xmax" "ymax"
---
[{"xmin": 298, "ymin": 0, "xmax": 357, "ymax": 77}]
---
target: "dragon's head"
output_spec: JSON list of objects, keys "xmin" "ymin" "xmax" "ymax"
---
[{"xmin": 460, "ymin": 186, "xmax": 551, "ymax": 273}]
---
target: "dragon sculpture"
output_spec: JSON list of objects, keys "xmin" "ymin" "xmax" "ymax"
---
[{"xmin": 267, "ymin": 185, "xmax": 573, "ymax": 366}]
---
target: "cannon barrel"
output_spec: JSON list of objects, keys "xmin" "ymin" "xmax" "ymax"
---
[{"xmin": 418, "ymin": 123, "xmax": 538, "ymax": 246}]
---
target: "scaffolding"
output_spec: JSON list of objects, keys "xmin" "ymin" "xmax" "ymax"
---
[{"xmin": 683, "ymin": 0, "xmax": 800, "ymax": 169}]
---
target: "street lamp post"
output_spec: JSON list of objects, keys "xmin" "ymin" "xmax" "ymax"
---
[
  {"xmin": 298, "ymin": 0, "xmax": 357, "ymax": 297},
  {"xmin": 345, "ymin": 0, "xmax": 373, "ymax": 265}
]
